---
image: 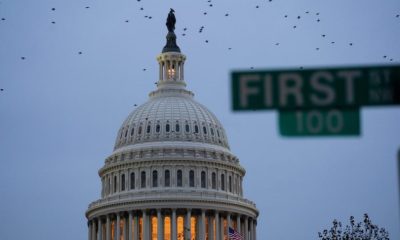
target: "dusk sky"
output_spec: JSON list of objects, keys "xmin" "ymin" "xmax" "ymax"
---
[{"xmin": 0, "ymin": 0, "xmax": 399, "ymax": 239}]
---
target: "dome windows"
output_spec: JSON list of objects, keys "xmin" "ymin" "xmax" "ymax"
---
[
  {"xmin": 175, "ymin": 123, "xmax": 180, "ymax": 132},
  {"xmin": 177, "ymin": 170, "xmax": 182, "ymax": 187},
  {"xmin": 138, "ymin": 126, "xmax": 142, "ymax": 135},
  {"xmin": 141, "ymin": 171, "xmax": 146, "ymax": 188},
  {"xmin": 194, "ymin": 125, "xmax": 199, "ymax": 134},
  {"xmin": 221, "ymin": 174, "xmax": 225, "ymax": 191},
  {"xmin": 156, "ymin": 124, "xmax": 161, "ymax": 133},
  {"xmin": 185, "ymin": 124, "xmax": 190, "ymax": 133},
  {"xmin": 152, "ymin": 170, "xmax": 158, "ymax": 188},
  {"xmin": 130, "ymin": 172, "xmax": 135, "ymax": 189},
  {"xmin": 130, "ymin": 127, "xmax": 135, "ymax": 136},
  {"xmin": 203, "ymin": 126, "xmax": 207, "ymax": 135},
  {"xmin": 189, "ymin": 170, "xmax": 195, "ymax": 187},
  {"xmin": 166, "ymin": 123, "xmax": 170, "ymax": 132},
  {"xmin": 147, "ymin": 125, "xmax": 151, "ymax": 134},
  {"xmin": 212, "ymin": 172, "xmax": 216, "ymax": 189},
  {"xmin": 201, "ymin": 171, "xmax": 206, "ymax": 188},
  {"xmin": 210, "ymin": 127, "xmax": 214, "ymax": 136},
  {"xmin": 165, "ymin": 170, "xmax": 170, "ymax": 187},
  {"xmin": 114, "ymin": 176, "xmax": 117, "ymax": 193},
  {"xmin": 121, "ymin": 174, "xmax": 126, "ymax": 191}
]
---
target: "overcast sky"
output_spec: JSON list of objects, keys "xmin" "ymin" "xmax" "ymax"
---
[{"xmin": 0, "ymin": 0, "xmax": 399, "ymax": 239}]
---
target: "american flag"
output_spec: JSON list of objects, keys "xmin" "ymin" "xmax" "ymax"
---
[{"xmin": 228, "ymin": 227, "xmax": 243, "ymax": 240}]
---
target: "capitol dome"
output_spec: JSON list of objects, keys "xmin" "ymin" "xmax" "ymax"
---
[
  {"xmin": 86, "ymin": 10, "xmax": 258, "ymax": 240},
  {"xmin": 113, "ymin": 88, "xmax": 230, "ymax": 152}
]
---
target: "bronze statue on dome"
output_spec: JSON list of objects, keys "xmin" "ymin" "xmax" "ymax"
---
[{"xmin": 166, "ymin": 8, "xmax": 176, "ymax": 32}]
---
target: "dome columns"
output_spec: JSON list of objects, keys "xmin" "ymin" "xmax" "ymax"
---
[{"xmin": 88, "ymin": 209, "xmax": 256, "ymax": 240}]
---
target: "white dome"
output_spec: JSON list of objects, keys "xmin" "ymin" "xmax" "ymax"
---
[{"xmin": 114, "ymin": 85, "xmax": 230, "ymax": 151}]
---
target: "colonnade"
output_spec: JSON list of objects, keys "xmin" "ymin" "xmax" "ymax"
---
[{"xmin": 88, "ymin": 208, "xmax": 257, "ymax": 240}]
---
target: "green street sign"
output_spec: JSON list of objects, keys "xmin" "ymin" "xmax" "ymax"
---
[
  {"xmin": 232, "ymin": 65, "xmax": 400, "ymax": 110},
  {"xmin": 279, "ymin": 108, "xmax": 360, "ymax": 136}
]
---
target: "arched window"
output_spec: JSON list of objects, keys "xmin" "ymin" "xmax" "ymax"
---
[
  {"xmin": 152, "ymin": 170, "xmax": 158, "ymax": 187},
  {"xmin": 130, "ymin": 127, "xmax": 135, "ymax": 136},
  {"xmin": 108, "ymin": 177, "xmax": 111, "ymax": 194},
  {"xmin": 217, "ymin": 129, "xmax": 220, "ymax": 137},
  {"xmin": 194, "ymin": 125, "xmax": 199, "ymax": 133},
  {"xmin": 175, "ymin": 123, "xmax": 180, "ymax": 132},
  {"xmin": 203, "ymin": 126, "xmax": 207, "ymax": 134},
  {"xmin": 166, "ymin": 123, "xmax": 170, "ymax": 132},
  {"xmin": 114, "ymin": 175, "xmax": 117, "ymax": 193},
  {"xmin": 177, "ymin": 170, "xmax": 182, "ymax": 187},
  {"xmin": 221, "ymin": 174, "xmax": 225, "ymax": 191},
  {"xmin": 210, "ymin": 128, "xmax": 214, "ymax": 136},
  {"xmin": 141, "ymin": 171, "xmax": 146, "ymax": 188},
  {"xmin": 147, "ymin": 125, "xmax": 151, "ymax": 133},
  {"xmin": 130, "ymin": 172, "xmax": 135, "ymax": 189},
  {"xmin": 121, "ymin": 174, "xmax": 125, "ymax": 191},
  {"xmin": 212, "ymin": 172, "xmax": 216, "ymax": 189},
  {"xmin": 201, "ymin": 171, "xmax": 206, "ymax": 188},
  {"xmin": 185, "ymin": 124, "xmax": 190, "ymax": 132},
  {"xmin": 165, "ymin": 170, "xmax": 170, "ymax": 187},
  {"xmin": 189, "ymin": 170, "xmax": 195, "ymax": 187},
  {"xmin": 138, "ymin": 126, "xmax": 142, "ymax": 135},
  {"xmin": 229, "ymin": 175, "xmax": 232, "ymax": 192},
  {"xmin": 124, "ymin": 129, "xmax": 128, "ymax": 137},
  {"xmin": 156, "ymin": 124, "xmax": 160, "ymax": 133}
]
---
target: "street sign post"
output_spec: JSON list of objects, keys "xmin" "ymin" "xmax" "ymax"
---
[{"xmin": 231, "ymin": 65, "xmax": 400, "ymax": 136}]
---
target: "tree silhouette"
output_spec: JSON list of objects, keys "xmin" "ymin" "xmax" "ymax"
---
[{"xmin": 318, "ymin": 214, "xmax": 389, "ymax": 240}]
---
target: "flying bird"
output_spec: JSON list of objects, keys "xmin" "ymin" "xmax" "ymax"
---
[
  {"xmin": 21, "ymin": 57, "xmax": 25, "ymax": 60},
  {"xmin": 51, "ymin": 8, "xmax": 56, "ymax": 11}
]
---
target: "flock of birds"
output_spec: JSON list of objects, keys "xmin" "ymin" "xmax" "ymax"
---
[{"xmin": 0, "ymin": 0, "xmax": 399, "ymax": 93}]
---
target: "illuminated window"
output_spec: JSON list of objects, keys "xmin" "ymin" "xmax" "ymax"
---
[
  {"xmin": 191, "ymin": 216, "xmax": 197, "ymax": 240},
  {"xmin": 177, "ymin": 216, "xmax": 184, "ymax": 240},
  {"xmin": 165, "ymin": 170, "xmax": 170, "ymax": 187},
  {"xmin": 152, "ymin": 170, "xmax": 158, "ymax": 187},
  {"xmin": 152, "ymin": 216, "xmax": 158, "ymax": 240},
  {"xmin": 130, "ymin": 172, "xmax": 135, "ymax": 189},
  {"xmin": 141, "ymin": 171, "xmax": 146, "ymax": 188},
  {"xmin": 119, "ymin": 219, "xmax": 124, "ymax": 240},
  {"xmin": 177, "ymin": 170, "xmax": 183, "ymax": 187},
  {"xmin": 121, "ymin": 174, "xmax": 125, "ymax": 191},
  {"xmin": 168, "ymin": 64, "xmax": 176, "ymax": 78},
  {"xmin": 221, "ymin": 174, "xmax": 225, "ymax": 191},
  {"xmin": 164, "ymin": 216, "xmax": 171, "ymax": 240},
  {"xmin": 212, "ymin": 172, "xmax": 216, "ymax": 189},
  {"xmin": 201, "ymin": 171, "xmax": 206, "ymax": 188},
  {"xmin": 189, "ymin": 170, "xmax": 195, "ymax": 187}
]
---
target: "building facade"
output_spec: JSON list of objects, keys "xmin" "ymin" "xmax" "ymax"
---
[{"xmin": 86, "ymin": 15, "xmax": 258, "ymax": 240}]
